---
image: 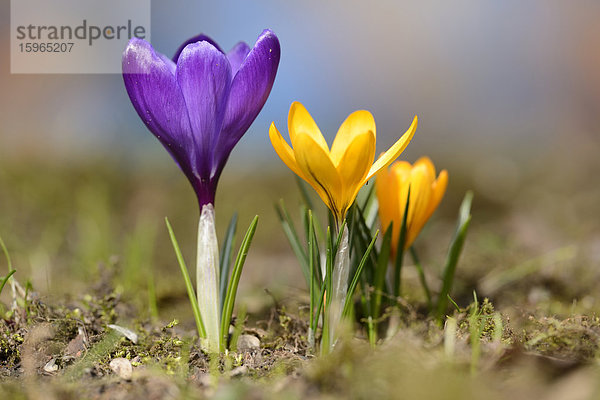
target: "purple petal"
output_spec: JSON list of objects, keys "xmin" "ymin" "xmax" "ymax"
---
[
  {"xmin": 122, "ymin": 39, "xmax": 194, "ymax": 171},
  {"xmin": 172, "ymin": 34, "xmax": 223, "ymax": 63},
  {"xmin": 216, "ymin": 30, "xmax": 281, "ymax": 166},
  {"xmin": 226, "ymin": 42, "xmax": 251, "ymax": 77},
  {"xmin": 176, "ymin": 41, "xmax": 232, "ymax": 178}
]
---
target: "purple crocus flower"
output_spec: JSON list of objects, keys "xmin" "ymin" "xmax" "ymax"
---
[{"xmin": 122, "ymin": 30, "xmax": 280, "ymax": 207}]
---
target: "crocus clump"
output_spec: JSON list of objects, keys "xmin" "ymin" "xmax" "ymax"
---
[
  {"xmin": 122, "ymin": 30, "xmax": 280, "ymax": 352},
  {"xmin": 270, "ymin": 101, "xmax": 417, "ymax": 351}
]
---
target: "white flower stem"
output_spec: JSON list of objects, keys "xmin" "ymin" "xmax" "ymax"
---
[
  {"xmin": 197, "ymin": 204, "xmax": 220, "ymax": 352},
  {"xmin": 328, "ymin": 224, "xmax": 349, "ymax": 350}
]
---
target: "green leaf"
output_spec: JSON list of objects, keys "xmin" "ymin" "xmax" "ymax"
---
[
  {"xmin": 435, "ymin": 191, "xmax": 473, "ymax": 323},
  {"xmin": 295, "ymin": 175, "xmax": 326, "ymax": 242},
  {"xmin": 312, "ymin": 271, "xmax": 328, "ymax": 333},
  {"xmin": 165, "ymin": 217, "xmax": 206, "ymax": 339},
  {"xmin": 0, "ymin": 234, "xmax": 14, "ymax": 297},
  {"xmin": 308, "ymin": 211, "xmax": 317, "ymax": 337},
  {"xmin": 295, "ymin": 174, "xmax": 315, "ymax": 210},
  {"xmin": 393, "ymin": 187, "xmax": 411, "ymax": 297},
  {"xmin": 220, "ymin": 216, "xmax": 259, "ymax": 352},
  {"xmin": 358, "ymin": 183, "xmax": 378, "ymax": 230},
  {"xmin": 0, "ymin": 269, "xmax": 16, "ymax": 296},
  {"xmin": 275, "ymin": 200, "xmax": 310, "ymax": 287},
  {"xmin": 373, "ymin": 224, "xmax": 392, "ymax": 319},
  {"xmin": 343, "ymin": 230, "xmax": 379, "ymax": 318},
  {"xmin": 410, "ymin": 246, "xmax": 432, "ymax": 311},
  {"xmin": 354, "ymin": 206, "xmax": 379, "ymax": 283},
  {"xmin": 219, "ymin": 213, "xmax": 238, "ymax": 310},
  {"xmin": 302, "ymin": 206, "xmax": 323, "ymax": 284}
]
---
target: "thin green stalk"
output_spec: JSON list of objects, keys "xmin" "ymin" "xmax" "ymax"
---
[
  {"xmin": 275, "ymin": 201, "xmax": 310, "ymax": 287},
  {"xmin": 220, "ymin": 216, "xmax": 259, "ymax": 352},
  {"xmin": 312, "ymin": 275, "xmax": 327, "ymax": 333},
  {"xmin": 342, "ymin": 230, "xmax": 378, "ymax": 317},
  {"xmin": 308, "ymin": 211, "xmax": 316, "ymax": 349},
  {"xmin": 367, "ymin": 316, "xmax": 376, "ymax": 347},
  {"xmin": 0, "ymin": 270, "xmax": 16, "ymax": 296},
  {"xmin": 393, "ymin": 188, "xmax": 411, "ymax": 297},
  {"xmin": 436, "ymin": 191, "xmax": 473, "ymax": 323},
  {"xmin": 410, "ymin": 246, "xmax": 432, "ymax": 311},
  {"xmin": 295, "ymin": 176, "xmax": 326, "ymax": 242},
  {"xmin": 0, "ymin": 235, "xmax": 13, "ymax": 272},
  {"xmin": 165, "ymin": 217, "xmax": 206, "ymax": 339},
  {"xmin": 373, "ymin": 227, "xmax": 392, "ymax": 321},
  {"xmin": 0, "ymin": 235, "xmax": 15, "ymax": 300}
]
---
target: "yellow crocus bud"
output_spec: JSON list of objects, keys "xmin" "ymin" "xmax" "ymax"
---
[{"xmin": 376, "ymin": 157, "xmax": 448, "ymax": 252}]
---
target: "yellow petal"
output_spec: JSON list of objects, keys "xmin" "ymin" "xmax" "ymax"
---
[
  {"xmin": 424, "ymin": 169, "xmax": 448, "ymax": 222},
  {"xmin": 336, "ymin": 132, "xmax": 376, "ymax": 215},
  {"xmin": 390, "ymin": 161, "xmax": 412, "ymax": 183},
  {"xmin": 330, "ymin": 110, "xmax": 376, "ymax": 166},
  {"xmin": 288, "ymin": 102, "xmax": 329, "ymax": 154},
  {"xmin": 414, "ymin": 156, "xmax": 436, "ymax": 179},
  {"xmin": 293, "ymin": 132, "xmax": 343, "ymax": 217},
  {"xmin": 269, "ymin": 122, "xmax": 306, "ymax": 180},
  {"xmin": 390, "ymin": 161, "xmax": 412, "ymax": 226},
  {"xmin": 405, "ymin": 166, "xmax": 433, "ymax": 247},
  {"xmin": 365, "ymin": 116, "xmax": 418, "ymax": 181}
]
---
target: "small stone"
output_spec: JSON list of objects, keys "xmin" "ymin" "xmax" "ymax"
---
[
  {"xmin": 110, "ymin": 357, "xmax": 133, "ymax": 380},
  {"xmin": 236, "ymin": 334, "xmax": 260, "ymax": 352},
  {"xmin": 43, "ymin": 358, "xmax": 59, "ymax": 373}
]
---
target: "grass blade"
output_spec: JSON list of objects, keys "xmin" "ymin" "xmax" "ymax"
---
[
  {"xmin": 308, "ymin": 211, "xmax": 316, "ymax": 348},
  {"xmin": 393, "ymin": 188, "xmax": 411, "ymax": 297},
  {"xmin": 276, "ymin": 200, "xmax": 310, "ymax": 287},
  {"xmin": 373, "ymin": 225, "xmax": 392, "ymax": 319},
  {"xmin": 295, "ymin": 176, "xmax": 326, "ymax": 242},
  {"xmin": 220, "ymin": 216, "xmax": 259, "ymax": 351},
  {"xmin": 0, "ymin": 234, "xmax": 13, "ymax": 272},
  {"xmin": 0, "ymin": 269, "xmax": 16, "ymax": 296},
  {"xmin": 343, "ymin": 231, "xmax": 378, "ymax": 318},
  {"xmin": 219, "ymin": 213, "xmax": 238, "ymax": 310},
  {"xmin": 165, "ymin": 217, "xmax": 206, "ymax": 339},
  {"xmin": 435, "ymin": 191, "xmax": 473, "ymax": 322},
  {"xmin": 359, "ymin": 183, "xmax": 378, "ymax": 229},
  {"xmin": 410, "ymin": 246, "xmax": 432, "ymax": 310}
]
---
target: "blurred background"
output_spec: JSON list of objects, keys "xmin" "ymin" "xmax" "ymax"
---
[{"xmin": 0, "ymin": 1, "xmax": 599, "ymax": 320}]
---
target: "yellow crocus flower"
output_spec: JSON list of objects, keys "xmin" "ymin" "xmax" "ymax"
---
[
  {"xmin": 269, "ymin": 102, "xmax": 418, "ymax": 221},
  {"xmin": 376, "ymin": 157, "xmax": 448, "ymax": 252}
]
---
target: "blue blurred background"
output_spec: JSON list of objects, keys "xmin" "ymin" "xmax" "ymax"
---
[{"xmin": 1, "ymin": 0, "xmax": 599, "ymax": 166}]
